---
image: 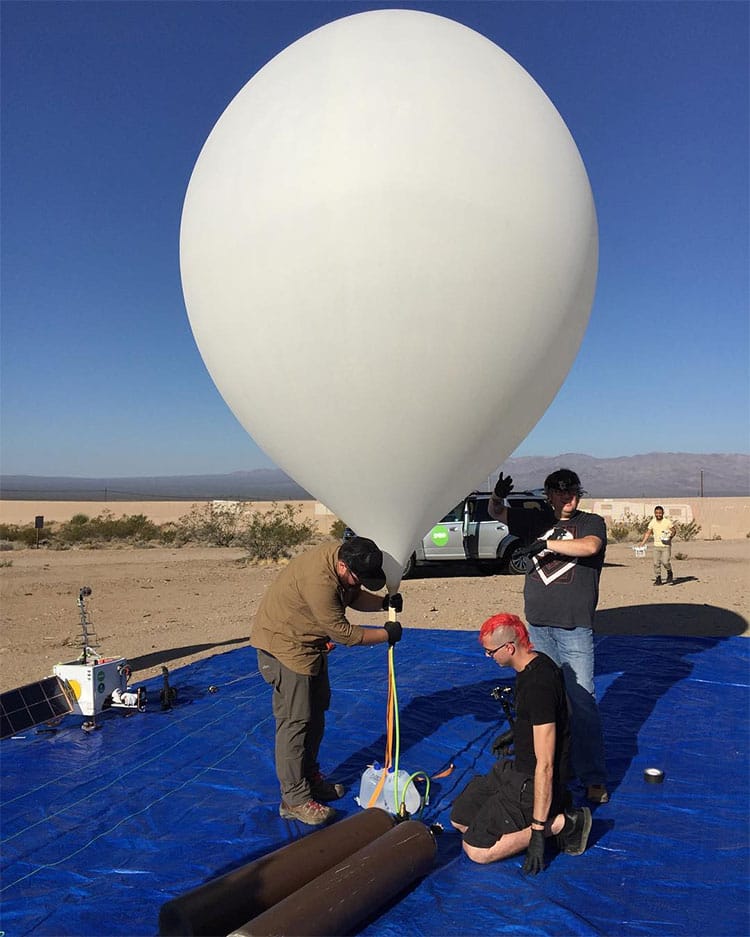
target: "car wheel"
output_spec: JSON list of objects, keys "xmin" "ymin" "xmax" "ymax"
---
[
  {"xmin": 506, "ymin": 542, "xmax": 530, "ymax": 575},
  {"xmin": 401, "ymin": 553, "xmax": 416, "ymax": 579}
]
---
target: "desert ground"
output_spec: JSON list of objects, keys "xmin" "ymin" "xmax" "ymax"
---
[{"xmin": 0, "ymin": 537, "xmax": 747, "ymax": 694}]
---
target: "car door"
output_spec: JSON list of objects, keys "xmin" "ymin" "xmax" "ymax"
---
[
  {"xmin": 421, "ymin": 502, "xmax": 466, "ymax": 560},
  {"xmin": 465, "ymin": 496, "xmax": 509, "ymax": 559}
]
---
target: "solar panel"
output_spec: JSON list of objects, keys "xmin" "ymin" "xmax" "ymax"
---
[{"xmin": 0, "ymin": 676, "xmax": 75, "ymax": 739}]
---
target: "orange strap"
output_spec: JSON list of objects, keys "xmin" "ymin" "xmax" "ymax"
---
[
  {"xmin": 431, "ymin": 762, "xmax": 455, "ymax": 779},
  {"xmin": 367, "ymin": 646, "xmax": 396, "ymax": 807}
]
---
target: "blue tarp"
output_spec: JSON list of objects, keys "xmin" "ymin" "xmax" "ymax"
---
[{"xmin": 2, "ymin": 630, "xmax": 748, "ymax": 936}]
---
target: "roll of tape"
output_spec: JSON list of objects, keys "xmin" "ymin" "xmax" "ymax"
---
[{"xmin": 644, "ymin": 768, "xmax": 665, "ymax": 784}]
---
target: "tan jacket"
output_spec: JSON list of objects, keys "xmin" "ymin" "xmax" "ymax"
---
[{"xmin": 251, "ymin": 542, "xmax": 366, "ymax": 674}]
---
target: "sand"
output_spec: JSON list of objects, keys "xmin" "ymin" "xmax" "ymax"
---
[{"xmin": 0, "ymin": 538, "xmax": 748, "ymax": 694}]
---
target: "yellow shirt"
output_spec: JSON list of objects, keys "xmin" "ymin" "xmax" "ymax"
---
[
  {"xmin": 648, "ymin": 517, "xmax": 675, "ymax": 544},
  {"xmin": 251, "ymin": 541, "xmax": 365, "ymax": 675}
]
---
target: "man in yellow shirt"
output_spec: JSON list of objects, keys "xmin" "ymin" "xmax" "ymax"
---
[
  {"xmin": 638, "ymin": 506, "xmax": 677, "ymax": 585},
  {"xmin": 252, "ymin": 536, "xmax": 402, "ymax": 825}
]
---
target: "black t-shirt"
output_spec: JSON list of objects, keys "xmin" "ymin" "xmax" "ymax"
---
[
  {"xmin": 522, "ymin": 509, "xmax": 607, "ymax": 628},
  {"xmin": 513, "ymin": 653, "xmax": 570, "ymax": 788}
]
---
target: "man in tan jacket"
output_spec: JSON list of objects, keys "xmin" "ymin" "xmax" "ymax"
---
[{"xmin": 252, "ymin": 536, "xmax": 402, "ymax": 825}]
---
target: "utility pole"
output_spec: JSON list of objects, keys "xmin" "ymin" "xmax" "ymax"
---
[{"xmin": 699, "ymin": 470, "xmax": 704, "ymax": 498}]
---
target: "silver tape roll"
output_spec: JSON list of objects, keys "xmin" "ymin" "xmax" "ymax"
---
[{"xmin": 644, "ymin": 768, "xmax": 665, "ymax": 784}]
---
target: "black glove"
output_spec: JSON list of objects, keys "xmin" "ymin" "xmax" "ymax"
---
[
  {"xmin": 522, "ymin": 828, "xmax": 546, "ymax": 875},
  {"xmin": 517, "ymin": 538, "xmax": 547, "ymax": 559},
  {"xmin": 493, "ymin": 472, "xmax": 514, "ymax": 500},
  {"xmin": 384, "ymin": 620, "xmax": 403, "ymax": 646},
  {"xmin": 491, "ymin": 728, "xmax": 514, "ymax": 757},
  {"xmin": 382, "ymin": 593, "xmax": 403, "ymax": 614}
]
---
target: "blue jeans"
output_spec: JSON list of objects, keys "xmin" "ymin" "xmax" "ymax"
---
[{"xmin": 525, "ymin": 624, "xmax": 607, "ymax": 787}]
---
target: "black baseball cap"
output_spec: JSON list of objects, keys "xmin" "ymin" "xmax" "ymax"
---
[
  {"xmin": 544, "ymin": 468, "xmax": 586, "ymax": 496},
  {"xmin": 339, "ymin": 537, "xmax": 386, "ymax": 591}
]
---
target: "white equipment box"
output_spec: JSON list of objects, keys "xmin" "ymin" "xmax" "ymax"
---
[{"xmin": 53, "ymin": 657, "xmax": 127, "ymax": 717}]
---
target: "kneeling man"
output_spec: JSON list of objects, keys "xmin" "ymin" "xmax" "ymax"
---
[{"xmin": 450, "ymin": 613, "xmax": 592, "ymax": 872}]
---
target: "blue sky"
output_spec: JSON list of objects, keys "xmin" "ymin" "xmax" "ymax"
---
[{"xmin": 2, "ymin": 0, "xmax": 748, "ymax": 477}]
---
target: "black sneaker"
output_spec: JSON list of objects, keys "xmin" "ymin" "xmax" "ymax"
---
[
  {"xmin": 653, "ymin": 577, "xmax": 662, "ymax": 586},
  {"xmin": 309, "ymin": 771, "xmax": 346, "ymax": 802},
  {"xmin": 558, "ymin": 807, "xmax": 592, "ymax": 856}
]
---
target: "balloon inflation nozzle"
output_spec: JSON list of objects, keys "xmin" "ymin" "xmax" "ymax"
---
[{"xmin": 395, "ymin": 804, "xmax": 411, "ymax": 822}]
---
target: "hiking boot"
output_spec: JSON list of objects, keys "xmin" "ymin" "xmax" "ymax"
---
[
  {"xmin": 309, "ymin": 771, "xmax": 346, "ymax": 802},
  {"xmin": 665, "ymin": 570, "xmax": 674, "ymax": 584},
  {"xmin": 586, "ymin": 784, "xmax": 610, "ymax": 804},
  {"xmin": 279, "ymin": 799, "xmax": 335, "ymax": 825},
  {"xmin": 558, "ymin": 807, "xmax": 592, "ymax": 856},
  {"xmin": 653, "ymin": 576, "xmax": 662, "ymax": 586}
]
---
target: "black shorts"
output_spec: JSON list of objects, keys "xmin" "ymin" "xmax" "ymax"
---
[{"xmin": 450, "ymin": 760, "xmax": 534, "ymax": 849}]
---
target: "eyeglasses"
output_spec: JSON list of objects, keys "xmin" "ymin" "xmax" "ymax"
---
[{"xmin": 485, "ymin": 641, "xmax": 514, "ymax": 658}]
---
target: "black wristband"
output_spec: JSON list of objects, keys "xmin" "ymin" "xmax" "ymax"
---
[{"xmin": 531, "ymin": 818, "xmax": 547, "ymax": 827}]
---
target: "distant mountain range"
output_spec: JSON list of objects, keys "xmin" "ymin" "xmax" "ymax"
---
[
  {"xmin": 494, "ymin": 453, "xmax": 749, "ymax": 498},
  {"xmin": 1, "ymin": 453, "xmax": 748, "ymax": 501},
  {"xmin": 0, "ymin": 468, "xmax": 310, "ymax": 502}
]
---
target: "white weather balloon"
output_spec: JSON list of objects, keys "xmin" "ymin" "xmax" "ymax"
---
[{"xmin": 180, "ymin": 9, "xmax": 598, "ymax": 589}]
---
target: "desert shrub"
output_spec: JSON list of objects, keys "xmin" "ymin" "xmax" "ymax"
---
[
  {"xmin": 237, "ymin": 503, "xmax": 319, "ymax": 560},
  {"xmin": 174, "ymin": 501, "xmax": 318, "ymax": 557},
  {"xmin": 57, "ymin": 510, "xmax": 159, "ymax": 544},
  {"xmin": 675, "ymin": 520, "xmax": 701, "ymax": 541},
  {"xmin": 329, "ymin": 519, "xmax": 347, "ymax": 540},
  {"xmin": 606, "ymin": 519, "xmax": 632, "ymax": 542},
  {"xmin": 96, "ymin": 512, "xmax": 159, "ymax": 541},
  {"xmin": 1, "ymin": 504, "xmax": 318, "ymax": 554},
  {"xmin": 175, "ymin": 502, "xmax": 248, "ymax": 546},
  {"xmin": 158, "ymin": 523, "xmax": 180, "ymax": 545},
  {"xmin": 605, "ymin": 512, "xmax": 650, "ymax": 543},
  {"xmin": 0, "ymin": 558, "xmax": 13, "ymax": 568},
  {"xmin": 629, "ymin": 515, "xmax": 651, "ymax": 536},
  {"xmin": 674, "ymin": 552, "xmax": 688, "ymax": 561},
  {"xmin": 57, "ymin": 515, "xmax": 92, "ymax": 543},
  {"xmin": 0, "ymin": 523, "xmax": 40, "ymax": 546}
]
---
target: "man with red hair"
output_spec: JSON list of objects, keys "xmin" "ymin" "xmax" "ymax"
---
[{"xmin": 450, "ymin": 613, "xmax": 591, "ymax": 871}]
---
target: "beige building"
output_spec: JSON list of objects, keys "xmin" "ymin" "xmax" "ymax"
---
[{"xmin": 587, "ymin": 497, "xmax": 750, "ymax": 541}]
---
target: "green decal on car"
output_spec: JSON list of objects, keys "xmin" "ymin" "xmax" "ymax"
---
[{"xmin": 430, "ymin": 525, "xmax": 450, "ymax": 547}]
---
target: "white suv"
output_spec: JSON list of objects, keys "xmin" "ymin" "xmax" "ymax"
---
[{"xmin": 345, "ymin": 490, "xmax": 549, "ymax": 577}]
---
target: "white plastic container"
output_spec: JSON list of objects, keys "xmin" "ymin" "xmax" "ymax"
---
[{"xmin": 356, "ymin": 763, "xmax": 422, "ymax": 814}]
